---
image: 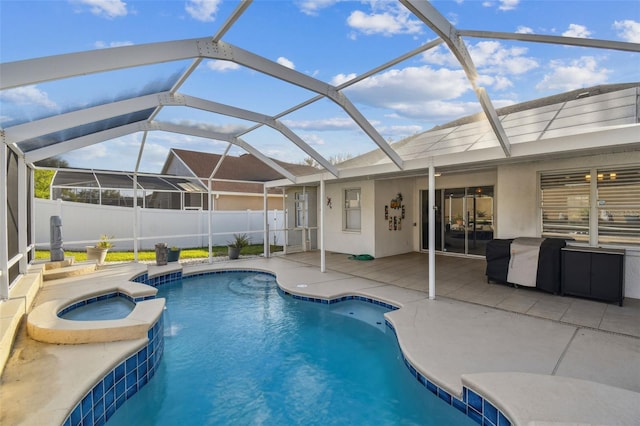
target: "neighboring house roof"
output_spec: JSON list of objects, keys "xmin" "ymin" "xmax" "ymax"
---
[
  {"xmin": 164, "ymin": 149, "xmax": 319, "ymax": 194},
  {"xmin": 337, "ymin": 84, "xmax": 640, "ymax": 170}
]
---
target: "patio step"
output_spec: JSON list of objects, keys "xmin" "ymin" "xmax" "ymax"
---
[{"xmin": 43, "ymin": 262, "xmax": 96, "ymax": 281}]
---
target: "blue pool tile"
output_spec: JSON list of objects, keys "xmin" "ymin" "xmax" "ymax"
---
[
  {"xmin": 452, "ymin": 397, "xmax": 467, "ymax": 414},
  {"xmin": 81, "ymin": 393, "xmax": 92, "ymax": 418},
  {"xmin": 70, "ymin": 404, "xmax": 82, "ymax": 426},
  {"xmin": 498, "ymin": 411, "xmax": 512, "ymax": 426},
  {"xmin": 92, "ymin": 381, "xmax": 104, "ymax": 403},
  {"xmin": 105, "ymin": 402, "xmax": 116, "ymax": 422},
  {"xmin": 484, "ymin": 400, "xmax": 498, "ymax": 425},
  {"xmin": 126, "ymin": 384, "xmax": 137, "ymax": 399},
  {"xmin": 467, "ymin": 389, "xmax": 483, "ymax": 413},
  {"xmin": 438, "ymin": 388, "xmax": 452, "ymax": 405},
  {"xmin": 126, "ymin": 370, "xmax": 137, "ymax": 390},
  {"xmin": 125, "ymin": 355, "xmax": 137, "ymax": 372},
  {"xmin": 426, "ymin": 380, "xmax": 438, "ymax": 395},
  {"xmin": 114, "ymin": 363, "xmax": 125, "ymax": 383},
  {"xmin": 104, "ymin": 370, "xmax": 114, "ymax": 392},
  {"xmin": 82, "ymin": 412, "xmax": 92, "ymax": 426},
  {"xmin": 115, "ymin": 378, "xmax": 125, "ymax": 398},
  {"xmin": 94, "ymin": 397, "xmax": 104, "ymax": 421},
  {"xmin": 468, "ymin": 407, "xmax": 483, "ymax": 424},
  {"xmin": 115, "ymin": 394, "xmax": 126, "ymax": 409},
  {"xmin": 105, "ymin": 387, "xmax": 115, "ymax": 409}
]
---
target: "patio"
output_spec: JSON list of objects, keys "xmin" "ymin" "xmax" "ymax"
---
[{"xmin": 283, "ymin": 250, "xmax": 640, "ymax": 338}]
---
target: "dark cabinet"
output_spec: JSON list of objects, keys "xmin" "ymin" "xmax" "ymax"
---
[{"xmin": 561, "ymin": 247, "xmax": 625, "ymax": 306}]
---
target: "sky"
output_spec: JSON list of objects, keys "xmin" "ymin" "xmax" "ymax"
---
[{"xmin": 1, "ymin": 0, "xmax": 639, "ymax": 174}]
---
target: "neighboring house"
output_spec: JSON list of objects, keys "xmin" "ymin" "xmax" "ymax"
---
[
  {"xmin": 160, "ymin": 148, "xmax": 318, "ymax": 211},
  {"xmin": 280, "ymin": 84, "xmax": 640, "ymax": 298}
]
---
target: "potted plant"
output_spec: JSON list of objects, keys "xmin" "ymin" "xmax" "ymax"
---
[
  {"xmin": 86, "ymin": 235, "xmax": 113, "ymax": 265},
  {"xmin": 453, "ymin": 214, "xmax": 464, "ymax": 226},
  {"xmin": 168, "ymin": 246, "xmax": 181, "ymax": 262},
  {"xmin": 227, "ymin": 233, "xmax": 249, "ymax": 260}
]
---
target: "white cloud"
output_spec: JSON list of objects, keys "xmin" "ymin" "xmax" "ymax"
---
[
  {"xmin": 420, "ymin": 41, "xmax": 538, "ymax": 88},
  {"xmin": 297, "ymin": 0, "xmax": 339, "ymax": 16},
  {"xmin": 94, "ymin": 40, "xmax": 134, "ymax": 49},
  {"xmin": 282, "ymin": 117, "xmax": 357, "ymax": 131},
  {"xmin": 207, "ymin": 60, "xmax": 240, "ymax": 72},
  {"xmin": 498, "ymin": 0, "xmax": 519, "ymax": 11},
  {"xmin": 301, "ymin": 133, "xmax": 325, "ymax": 146},
  {"xmin": 277, "ymin": 57, "xmax": 295, "ymax": 69},
  {"xmin": 347, "ymin": 4, "xmax": 422, "ymax": 36},
  {"xmin": 563, "ymin": 24, "xmax": 592, "ymax": 38},
  {"xmin": 0, "ymin": 86, "xmax": 57, "ymax": 109},
  {"xmin": 613, "ymin": 20, "xmax": 640, "ymax": 43},
  {"xmin": 185, "ymin": 0, "xmax": 221, "ymax": 23},
  {"xmin": 516, "ymin": 26, "xmax": 533, "ymax": 34},
  {"xmin": 330, "ymin": 73, "xmax": 357, "ymax": 86},
  {"xmin": 536, "ymin": 56, "xmax": 610, "ymax": 91},
  {"xmin": 173, "ymin": 119, "xmax": 249, "ymax": 135},
  {"xmin": 467, "ymin": 41, "xmax": 538, "ymax": 75},
  {"xmin": 71, "ymin": 0, "xmax": 128, "ymax": 19}
]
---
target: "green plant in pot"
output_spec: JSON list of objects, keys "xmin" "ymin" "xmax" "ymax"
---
[
  {"xmin": 86, "ymin": 234, "xmax": 113, "ymax": 265},
  {"xmin": 168, "ymin": 246, "xmax": 181, "ymax": 262},
  {"xmin": 228, "ymin": 234, "xmax": 249, "ymax": 260}
]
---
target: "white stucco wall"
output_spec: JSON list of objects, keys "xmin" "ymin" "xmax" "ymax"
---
[
  {"xmin": 374, "ymin": 178, "xmax": 415, "ymax": 258},
  {"xmin": 323, "ymin": 180, "xmax": 376, "ymax": 256},
  {"xmin": 496, "ymin": 152, "xmax": 640, "ymax": 299}
]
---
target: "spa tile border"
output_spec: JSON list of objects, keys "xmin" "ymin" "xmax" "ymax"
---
[
  {"xmin": 386, "ymin": 319, "xmax": 512, "ymax": 426},
  {"xmin": 126, "ymin": 268, "xmax": 513, "ymax": 426},
  {"xmin": 62, "ymin": 316, "xmax": 164, "ymax": 426},
  {"xmin": 57, "ymin": 291, "xmax": 155, "ymax": 317}
]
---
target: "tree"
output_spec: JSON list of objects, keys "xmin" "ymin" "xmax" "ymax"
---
[
  {"xmin": 300, "ymin": 153, "xmax": 354, "ymax": 168},
  {"xmin": 33, "ymin": 157, "xmax": 69, "ymax": 199}
]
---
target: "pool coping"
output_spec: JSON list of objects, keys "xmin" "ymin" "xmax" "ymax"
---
[{"xmin": 27, "ymin": 281, "xmax": 162, "ymax": 344}]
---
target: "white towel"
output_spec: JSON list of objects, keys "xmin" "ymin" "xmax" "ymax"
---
[{"xmin": 507, "ymin": 237, "xmax": 544, "ymax": 287}]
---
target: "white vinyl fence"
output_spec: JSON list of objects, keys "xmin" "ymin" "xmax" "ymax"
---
[{"xmin": 35, "ymin": 199, "xmax": 286, "ymax": 251}]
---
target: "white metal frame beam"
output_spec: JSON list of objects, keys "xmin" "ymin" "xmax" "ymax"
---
[
  {"xmin": 7, "ymin": 91, "xmax": 340, "ymax": 177},
  {"xmin": 400, "ymin": 0, "xmax": 512, "ymax": 157},
  {"xmin": 1, "ymin": 37, "xmax": 403, "ymax": 169}
]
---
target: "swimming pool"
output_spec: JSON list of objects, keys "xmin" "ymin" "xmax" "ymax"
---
[{"xmin": 107, "ymin": 271, "xmax": 474, "ymax": 425}]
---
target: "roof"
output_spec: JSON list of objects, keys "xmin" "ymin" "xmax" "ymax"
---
[
  {"xmin": 167, "ymin": 149, "xmax": 319, "ymax": 181},
  {"xmin": 336, "ymin": 84, "xmax": 640, "ymax": 171}
]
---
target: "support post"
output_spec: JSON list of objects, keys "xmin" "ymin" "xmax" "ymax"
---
[
  {"xmin": 320, "ymin": 178, "xmax": 326, "ymax": 272},
  {"xmin": 18, "ymin": 156, "xmax": 28, "ymax": 272},
  {"xmin": 263, "ymin": 184, "xmax": 269, "ymax": 258},
  {"xmin": 133, "ymin": 173, "xmax": 139, "ymax": 261},
  {"xmin": 208, "ymin": 178, "xmax": 213, "ymax": 263},
  {"xmin": 0, "ymin": 144, "xmax": 9, "ymax": 299},
  {"xmin": 428, "ymin": 163, "xmax": 436, "ymax": 299}
]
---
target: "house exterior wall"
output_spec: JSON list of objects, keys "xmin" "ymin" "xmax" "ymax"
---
[
  {"xmin": 323, "ymin": 180, "xmax": 375, "ymax": 256},
  {"xmin": 215, "ymin": 194, "xmax": 283, "ymax": 211},
  {"xmin": 374, "ymin": 178, "xmax": 415, "ymax": 258},
  {"xmin": 496, "ymin": 151, "xmax": 640, "ymax": 298}
]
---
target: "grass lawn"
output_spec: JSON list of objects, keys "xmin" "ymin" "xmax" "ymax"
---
[{"xmin": 36, "ymin": 245, "xmax": 283, "ymax": 263}]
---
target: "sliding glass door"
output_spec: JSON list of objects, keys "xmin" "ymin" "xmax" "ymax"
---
[{"xmin": 421, "ymin": 186, "xmax": 494, "ymax": 256}]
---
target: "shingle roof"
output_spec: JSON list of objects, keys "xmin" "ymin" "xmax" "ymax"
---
[{"xmin": 168, "ymin": 149, "xmax": 319, "ymax": 181}]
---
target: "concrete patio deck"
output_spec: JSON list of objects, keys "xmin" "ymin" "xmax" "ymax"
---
[{"xmin": 1, "ymin": 251, "xmax": 639, "ymax": 425}]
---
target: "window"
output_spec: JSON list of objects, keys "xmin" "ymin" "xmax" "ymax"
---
[
  {"xmin": 540, "ymin": 166, "xmax": 640, "ymax": 245},
  {"xmin": 540, "ymin": 170, "xmax": 590, "ymax": 242},
  {"xmin": 344, "ymin": 188, "xmax": 361, "ymax": 231},
  {"xmin": 596, "ymin": 168, "xmax": 640, "ymax": 245},
  {"xmin": 294, "ymin": 192, "xmax": 307, "ymax": 228}
]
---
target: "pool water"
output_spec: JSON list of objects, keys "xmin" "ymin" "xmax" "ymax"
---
[
  {"xmin": 107, "ymin": 271, "xmax": 473, "ymax": 425},
  {"xmin": 60, "ymin": 297, "xmax": 135, "ymax": 321}
]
